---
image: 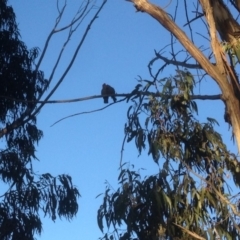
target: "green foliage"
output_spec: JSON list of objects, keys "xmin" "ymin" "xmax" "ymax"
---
[
  {"xmin": 98, "ymin": 70, "xmax": 240, "ymax": 239},
  {"xmin": 0, "ymin": 2, "xmax": 48, "ymax": 122},
  {"xmin": 221, "ymin": 40, "xmax": 240, "ymax": 66},
  {"xmin": 0, "ymin": 1, "xmax": 80, "ymax": 239}
]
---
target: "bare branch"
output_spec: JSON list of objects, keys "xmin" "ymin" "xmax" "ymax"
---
[
  {"xmin": 0, "ymin": 92, "xmax": 222, "ymax": 104},
  {"xmin": 33, "ymin": 0, "xmax": 107, "ymax": 116},
  {"xmin": 183, "ymin": 0, "xmax": 194, "ymax": 42},
  {"xmin": 154, "ymin": 51, "xmax": 202, "ymax": 69},
  {"xmin": 54, "ymin": 1, "xmax": 92, "ymax": 33},
  {"xmin": 43, "ymin": 4, "xmax": 94, "ymax": 94},
  {"xmin": 50, "ymin": 97, "xmax": 126, "ymax": 127},
  {"xmin": 36, "ymin": 1, "xmax": 67, "ymax": 74},
  {"xmin": 37, "ymin": 0, "xmax": 92, "ymax": 98}
]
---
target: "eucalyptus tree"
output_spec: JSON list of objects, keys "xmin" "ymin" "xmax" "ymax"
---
[
  {"xmin": 98, "ymin": 1, "xmax": 240, "ymax": 239},
  {"xmin": 0, "ymin": 0, "xmax": 106, "ymax": 239}
]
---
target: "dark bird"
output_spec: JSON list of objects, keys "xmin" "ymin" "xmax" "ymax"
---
[{"xmin": 101, "ymin": 83, "xmax": 117, "ymax": 104}]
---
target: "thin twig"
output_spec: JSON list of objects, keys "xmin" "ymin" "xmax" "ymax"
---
[
  {"xmin": 33, "ymin": 0, "xmax": 107, "ymax": 117},
  {"xmin": 51, "ymin": 97, "xmax": 125, "ymax": 127}
]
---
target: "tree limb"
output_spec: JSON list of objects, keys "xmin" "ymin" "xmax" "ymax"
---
[
  {"xmin": 154, "ymin": 51, "xmax": 202, "ymax": 69},
  {"xmin": 127, "ymin": 0, "xmax": 229, "ymax": 96},
  {"xmin": 127, "ymin": 0, "xmax": 240, "ymax": 153},
  {"xmin": 0, "ymin": 93, "xmax": 222, "ymax": 104}
]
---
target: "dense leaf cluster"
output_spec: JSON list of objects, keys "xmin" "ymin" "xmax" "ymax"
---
[
  {"xmin": 98, "ymin": 71, "xmax": 240, "ymax": 240},
  {"xmin": 0, "ymin": 1, "xmax": 80, "ymax": 239},
  {"xmin": 0, "ymin": 1, "xmax": 47, "ymax": 122}
]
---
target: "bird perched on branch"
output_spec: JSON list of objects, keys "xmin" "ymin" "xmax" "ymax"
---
[{"xmin": 101, "ymin": 83, "xmax": 117, "ymax": 104}]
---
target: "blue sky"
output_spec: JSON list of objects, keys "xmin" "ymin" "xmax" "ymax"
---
[{"xmin": 7, "ymin": 0, "xmax": 238, "ymax": 239}]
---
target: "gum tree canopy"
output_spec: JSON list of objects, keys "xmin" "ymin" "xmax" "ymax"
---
[
  {"xmin": 0, "ymin": 0, "xmax": 106, "ymax": 239},
  {"xmin": 0, "ymin": 2, "xmax": 79, "ymax": 239},
  {"xmin": 98, "ymin": 1, "xmax": 240, "ymax": 240}
]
